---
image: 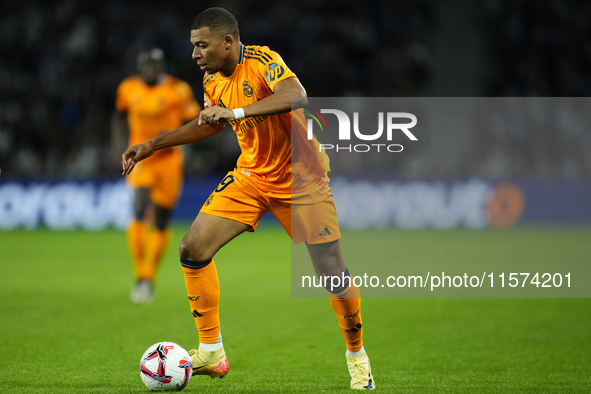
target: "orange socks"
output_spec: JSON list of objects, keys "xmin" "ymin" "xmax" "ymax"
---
[
  {"xmin": 181, "ymin": 259, "xmax": 221, "ymax": 344},
  {"xmin": 127, "ymin": 220, "xmax": 171, "ymax": 281},
  {"xmin": 142, "ymin": 228, "xmax": 172, "ymax": 280},
  {"xmin": 127, "ymin": 220, "xmax": 147, "ymax": 279},
  {"xmin": 180, "ymin": 258, "xmax": 360, "ymax": 351},
  {"xmin": 330, "ymin": 283, "xmax": 363, "ymax": 352}
]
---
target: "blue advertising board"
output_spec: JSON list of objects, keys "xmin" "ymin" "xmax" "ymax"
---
[{"xmin": 0, "ymin": 177, "xmax": 590, "ymax": 230}]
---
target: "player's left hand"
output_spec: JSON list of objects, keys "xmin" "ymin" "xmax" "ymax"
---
[
  {"xmin": 198, "ymin": 106, "xmax": 235, "ymax": 125},
  {"xmin": 121, "ymin": 140, "xmax": 155, "ymax": 176}
]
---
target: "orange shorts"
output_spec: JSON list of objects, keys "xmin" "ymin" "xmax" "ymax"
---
[
  {"xmin": 200, "ymin": 171, "xmax": 341, "ymax": 245},
  {"xmin": 126, "ymin": 151, "xmax": 183, "ymax": 209}
]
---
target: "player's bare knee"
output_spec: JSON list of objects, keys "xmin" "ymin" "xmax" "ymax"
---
[
  {"xmin": 154, "ymin": 206, "xmax": 171, "ymax": 231},
  {"xmin": 179, "ymin": 233, "xmax": 211, "ymax": 261},
  {"xmin": 317, "ymin": 259, "xmax": 346, "ymax": 278},
  {"xmin": 178, "ymin": 235, "xmax": 195, "ymax": 260},
  {"xmin": 133, "ymin": 201, "xmax": 147, "ymax": 220},
  {"xmin": 308, "ymin": 245, "xmax": 347, "ymax": 277},
  {"xmin": 133, "ymin": 188, "xmax": 150, "ymax": 220}
]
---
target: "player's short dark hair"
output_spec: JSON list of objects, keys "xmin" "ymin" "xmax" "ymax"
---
[
  {"xmin": 137, "ymin": 48, "xmax": 165, "ymax": 65},
  {"xmin": 191, "ymin": 7, "xmax": 239, "ymax": 38},
  {"xmin": 137, "ymin": 48, "xmax": 165, "ymax": 73}
]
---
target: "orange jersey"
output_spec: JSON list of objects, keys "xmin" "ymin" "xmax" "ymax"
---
[
  {"xmin": 202, "ymin": 45, "xmax": 329, "ymax": 196},
  {"xmin": 116, "ymin": 74, "xmax": 200, "ymax": 155}
]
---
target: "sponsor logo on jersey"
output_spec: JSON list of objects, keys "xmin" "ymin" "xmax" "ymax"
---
[
  {"xmin": 187, "ymin": 295, "xmax": 200, "ymax": 301},
  {"xmin": 238, "ymin": 115, "xmax": 268, "ymax": 133},
  {"xmin": 204, "ymin": 194, "xmax": 214, "ymax": 206},
  {"xmin": 219, "ymin": 97, "xmax": 267, "ymax": 133}
]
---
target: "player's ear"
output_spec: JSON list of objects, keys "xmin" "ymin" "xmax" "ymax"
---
[{"xmin": 224, "ymin": 34, "xmax": 233, "ymax": 50}]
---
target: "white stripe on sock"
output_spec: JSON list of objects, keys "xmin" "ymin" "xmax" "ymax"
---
[
  {"xmin": 199, "ymin": 332, "xmax": 223, "ymax": 351},
  {"xmin": 346, "ymin": 346, "xmax": 364, "ymax": 357}
]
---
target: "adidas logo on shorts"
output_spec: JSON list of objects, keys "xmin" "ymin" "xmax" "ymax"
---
[{"xmin": 318, "ymin": 227, "xmax": 332, "ymax": 236}]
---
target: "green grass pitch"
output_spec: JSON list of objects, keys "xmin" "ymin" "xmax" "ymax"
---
[{"xmin": 0, "ymin": 224, "xmax": 590, "ymax": 393}]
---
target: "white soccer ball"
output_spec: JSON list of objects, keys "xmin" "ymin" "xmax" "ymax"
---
[{"xmin": 139, "ymin": 342, "xmax": 193, "ymax": 391}]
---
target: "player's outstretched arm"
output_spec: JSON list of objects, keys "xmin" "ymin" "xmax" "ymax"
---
[
  {"xmin": 111, "ymin": 110, "xmax": 128, "ymax": 165},
  {"xmin": 121, "ymin": 118, "xmax": 224, "ymax": 175},
  {"xmin": 198, "ymin": 77, "xmax": 307, "ymax": 124}
]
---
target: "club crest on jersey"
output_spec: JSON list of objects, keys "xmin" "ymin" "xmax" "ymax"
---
[
  {"xmin": 205, "ymin": 194, "xmax": 214, "ymax": 206},
  {"xmin": 243, "ymin": 81, "xmax": 253, "ymax": 97}
]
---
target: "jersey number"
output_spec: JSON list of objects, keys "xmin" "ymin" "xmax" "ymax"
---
[{"xmin": 215, "ymin": 174, "xmax": 235, "ymax": 192}]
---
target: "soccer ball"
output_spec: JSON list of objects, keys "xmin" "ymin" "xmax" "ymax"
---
[{"xmin": 139, "ymin": 342, "xmax": 193, "ymax": 391}]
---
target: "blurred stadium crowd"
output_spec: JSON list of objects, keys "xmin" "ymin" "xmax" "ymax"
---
[
  {"xmin": 0, "ymin": 0, "xmax": 589, "ymax": 180},
  {"xmin": 483, "ymin": 0, "xmax": 591, "ymax": 179}
]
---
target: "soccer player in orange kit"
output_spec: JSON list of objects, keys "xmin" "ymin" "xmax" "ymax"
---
[
  {"xmin": 122, "ymin": 8, "xmax": 374, "ymax": 390},
  {"xmin": 113, "ymin": 48, "xmax": 200, "ymax": 304}
]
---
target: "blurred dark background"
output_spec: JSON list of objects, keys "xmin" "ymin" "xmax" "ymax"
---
[{"xmin": 0, "ymin": 0, "xmax": 590, "ymax": 180}]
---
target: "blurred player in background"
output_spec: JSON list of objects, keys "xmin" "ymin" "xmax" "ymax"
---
[
  {"xmin": 122, "ymin": 8, "xmax": 374, "ymax": 390},
  {"xmin": 113, "ymin": 48, "xmax": 200, "ymax": 304}
]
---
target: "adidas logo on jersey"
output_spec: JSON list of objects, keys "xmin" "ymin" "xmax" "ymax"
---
[{"xmin": 318, "ymin": 227, "xmax": 332, "ymax": 236}]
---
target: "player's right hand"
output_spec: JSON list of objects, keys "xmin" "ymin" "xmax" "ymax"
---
[
  {"xmin": 198, "ymin": 106, "xmax": 234, "ymax": 125},
  {"xmin": 122, "ymin": 141, "xmax": 155, "ymax": 175}
]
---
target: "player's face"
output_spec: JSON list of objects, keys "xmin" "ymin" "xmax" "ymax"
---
[
  {"xmin": 139, "ymin": 59, "xmax": 163, "ymax": 85},
  {"xmin": 191, "ymin": 27, "xmax": 229, "ymax": 74}
]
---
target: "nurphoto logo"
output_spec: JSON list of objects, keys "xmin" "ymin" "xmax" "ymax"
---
[{"xmin": 305, "ymin": 108, "xmax": 418, "ymax": 153}]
